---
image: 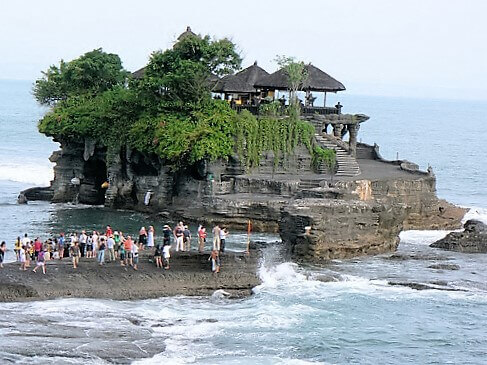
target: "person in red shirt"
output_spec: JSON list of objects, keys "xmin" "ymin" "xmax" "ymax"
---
[
  {"xmin": 34, "ymin": 238, "xmax": 43, "ymax": 259},
  {"xmin": 123, "ymin": 235, "xmax": 133, "ymax": 267},
  {"xmin": 198, "ymin": 225, "xmax": 207, "ymax": 253},
  {"xmin": 105, "ymin": 225, "xmax": 113, "ymax": 237}
]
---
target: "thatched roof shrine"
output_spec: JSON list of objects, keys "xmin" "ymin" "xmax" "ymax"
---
[
  {"xmin": 255, "ymin": 64, "xmax": 345, "ymax": 92},
  {"xmin": 177, "ymin": 26, "xmax": 197, "ymax": 41},
  {"xmin": 131, "ymin": 26, "xmax": 204, "ymax": 81},
  {"xmin": 212, "ymin": 61, "xmax": 269, "ymax": 94},
  {"xmin": 132, "ymin": 67, "xmax": 146, "ymax": 79}
]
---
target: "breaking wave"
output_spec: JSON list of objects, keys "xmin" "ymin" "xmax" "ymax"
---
[{"xmin": 0, "ymin": 161, "xmax": 53, "ymax": 186}]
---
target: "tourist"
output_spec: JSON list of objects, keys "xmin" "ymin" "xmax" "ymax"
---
[
  {"xmin": 25, "ymin": 241, "xmax": 32, "ymax": 268},
  {"xmin": 19, "ymin": 245, "xmax": 27, "ymax": 271},
  {"xmin": 197, "ymin": 225, "xmax": 207, "ymax": 253},
  {"xmin": 183, "ymin": 226, "xmax": 191, "ymax": 251},
  {"xmin": 123, "ymin": 235, "xmax": 133, "ymax": 267},
  {"xmin": 162, "ymin": 243, "xmax": 170, "ymax": 270},
  {"xmin": 139, "ymin": 227, "xmax": 147, "ymax": 249},
  {"xmin": 106, "ymin": 234, "xmax": 115, "ymax": 262},
  {"xmin": 0, "ymin": 241, "xmax": 6, "ymax": 268},
  {"xmin": 14, "ymin": 236, "xmax": 21, "ymax": 261},
  {"xmin": 58, "ymin": 233, "xmax": 66, "ymax": 259},
  {"xmin": 105, "ymin": 225, "xmax": 113, "ymax": 237},
  {"xmin": 212, "ymin": 225, "xmax": 221, "ymax": 251},
  {"xmin": 86, "ymin": 234, "xmax": 93, "ymax": 258},
  {"xmin": 209, "ymin": 250, "xmax": 220, "ymax": 273},
  {"xmin": 174, "ymin": 223, "xmax": 184, "ymax": 252},
  {"xmin": 70, "ymin": 232, "xmax": 78, "ymax": 248},
  {"xmin": 113, "ymin": 231, "xmax": 121, "ymax": 259},
  {"xmin": 119, "ymin": 239, "xmax": 126, "ymax": 266},
  {"xmin": 21, "ymin": 233, "xmax": 30, "ymax": 249},
  {"xmin": 154, "ymin": 243, "xmax": 162, "ymax": 268},
  {"xmin": 92, "ymin": 231, "xmax": 99, "ymax": 258},
  {"xmin": 45, "ymin": 239, "xmax": 52, "ymax": 260},
  {"xmin": 147, "ymin": 226, "xmax": 155, "ymax": 251},
  {"xmin": 51, "ymin": 238, "xmax": 59, "ymax": 259},
  {"xmin": 132, "ymin": 242, "xmax": 139, "ymax": 270},
  {"xmin": 32, "ymin": 248, "xmax": 46, "ymax": 274},
  {"xmin": 162, "ymin": 225, "xmax": 171, "ymax": 247},
  {"xmin": 219, "ymin": 227, "xmax": 228, "ymax": 253},
  {"xmin": 70, "ymin": 241, "xmax": 80, "ymax": 269},
  {"xmin": 34, "ymin": 237, "xmax": 43, "ymax": 259},
  {"xmin": 97, "ymin": 237, "xmax": 106, "ymax": 265},
  {"xmin": 79, "ymin": 230, "xmax": 87, "ymax": 257},
  {"xmin": 335, "ymin": 101, "xmax": 343, "ymax": 114}
]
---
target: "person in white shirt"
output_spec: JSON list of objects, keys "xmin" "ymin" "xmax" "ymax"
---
[
  {"xmin": 132, "ymin": 242, "xmax": 139, "ymax": 270},
  {"xmin": 106, "ymin": 235, "xmax": 115, "ymax": 262},
  {"xmin": 79, "ymin": 230, "xmax": 87, "ymax": 257},
  {"xmin": 163, "ymin": 244, "xmax": 171, "ymax": 270},
  {"xmin": 91, "ymin": 231, "xmax": 99, "ymax": 258}
]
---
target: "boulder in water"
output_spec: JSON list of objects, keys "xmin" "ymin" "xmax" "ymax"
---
[{"xmin": 430, "ymin": 220, "xmax": 487, "ymax": 253}]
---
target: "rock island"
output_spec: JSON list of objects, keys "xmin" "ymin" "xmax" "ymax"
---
[{"xmin": 21, "ymin": 26, "xmax": 466, "ymax": 266}]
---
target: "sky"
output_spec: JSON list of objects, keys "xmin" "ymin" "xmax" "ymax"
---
[{"xmin": 1, "ymin": 0, "xmax": 486, "ymax": 100}]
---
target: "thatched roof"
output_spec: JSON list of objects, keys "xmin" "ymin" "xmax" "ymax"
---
[
  {"xmin": 132, "ymin": 66, "xmax": 146, "ymax": 79},
  {"xmin": 177, "ymin": 26, "xmax": 197, "ymax": 41},
  {"xmin": 212, "ymin": 62, "xmax": 269, "ymax": 93},
  {"xmin": 254, "ymin": 64, "xmax": 345, "ymax": 92}
]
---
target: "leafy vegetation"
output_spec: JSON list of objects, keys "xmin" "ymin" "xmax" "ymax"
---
[
  {"xmin": 312, "ymin": 146, "xmax": 336, "ymax": 173},
  {"xmin": 34, "ymin": 49, "xmax": 128, "ymax": 106},
  {"xmin": 275, "ymin": 55, "xmax": 307, "ymax": 112},
  {"xmin": 36, "ymin": 34, "xmax": 333, "ymax": 173}
]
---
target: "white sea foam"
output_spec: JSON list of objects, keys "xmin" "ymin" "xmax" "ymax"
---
[
  {"xmin": 399, "ymin": 229, "xmax": 453, "ymax": 245},
  {"xmin": 462, "ymin": 207, "xmax": 487, "ymax": 224},
  {"xmin": 0, "ymin": 161, "xmax": 53, "ymax": 186}
]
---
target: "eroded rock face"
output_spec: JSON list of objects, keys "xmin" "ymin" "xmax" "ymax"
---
[
  {"xmin": 430, "ymin": 220, "xmax": 487, "ymax": 253},
  {"xmin": 22, "ymin": 138, "xmax": 466, "ymax": 261},
  {"xmin": 280, "ymin": 198, "xmax": 406, "ymax": 261}
]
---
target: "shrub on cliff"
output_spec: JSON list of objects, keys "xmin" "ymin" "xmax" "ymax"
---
[
  {"xmin": 33, "ymin": 49, "xmax": 129, "ymax": 106},
  {"xmin": 128, "ymin": 100, "xmax": 237, "ymax": 169}
]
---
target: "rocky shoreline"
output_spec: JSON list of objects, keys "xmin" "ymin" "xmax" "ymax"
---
[
  {"xmin": 0, "ymin": 250, "xmax": 261, "ymax": 302},
  {"xmin": 431, "ymin": 220, "xmax": 487, "ymax": 253},
  {"xmin": 19, "ymin": 132, "xmax": 467, "ymax": 263}
]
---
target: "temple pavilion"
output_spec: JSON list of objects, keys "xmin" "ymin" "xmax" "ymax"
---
[{"xmin": 132, "ymin": 26, "xmax": 347, "ymax": 116}]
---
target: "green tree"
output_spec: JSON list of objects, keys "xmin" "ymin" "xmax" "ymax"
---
[
  {"xmin": 33, "ymin": 48, "xmax": 128, "ymax": 106},
  {"xmin": 275, "ymin": 55, "xmax": 308, "ymax": 116},
  {"xmin": 135, "ymin": 33, "xmax": 241, "ymax": 110}
]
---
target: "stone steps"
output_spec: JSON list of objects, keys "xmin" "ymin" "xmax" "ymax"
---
[
  {"xmin": 298, "ymin": 179, "xmax": 322, "ymax": 189},
  {"xmin": 314, "ymin": 134, "xmax": 360, "ymax": 177}
]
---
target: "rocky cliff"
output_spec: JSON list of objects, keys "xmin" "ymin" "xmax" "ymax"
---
[{"xmin": 21, "ymin": 135, "xmax": 466, "ymax": 262}]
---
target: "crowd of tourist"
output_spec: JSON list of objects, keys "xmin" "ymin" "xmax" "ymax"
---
[{"xmin": 0, "ymin": 223, "xmax": 230, "ymax": 274}]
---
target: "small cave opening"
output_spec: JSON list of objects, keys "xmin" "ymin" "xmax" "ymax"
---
[
  {"xmin": 81, "ymin": 158, "xmax": 107, "ymax": 205},
  {"xmin": 131, "ymin": 159, "xmax": 159, "ymax": 176}
]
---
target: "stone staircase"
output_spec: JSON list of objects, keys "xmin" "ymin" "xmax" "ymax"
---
[
  {"xmin": 298, "ymin": 179, "xmax": 322, "ymax": 190},
  {"xmin": 314, "ymin": 134, "xmax": 361, "ymax": 177}
]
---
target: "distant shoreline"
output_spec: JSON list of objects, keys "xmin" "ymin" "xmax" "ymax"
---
[{"xmin": 0, "ymin": 250, "xmax": 261, "ymax": 302}]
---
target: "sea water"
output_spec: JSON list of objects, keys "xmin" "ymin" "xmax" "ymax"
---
[{"xmin": 1, "ymin": 80, "xmax": 487, "ymax": 364}]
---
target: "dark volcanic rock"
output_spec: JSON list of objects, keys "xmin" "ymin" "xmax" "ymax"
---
[
  {"xmin": 23, "ymin": 134, "xmax": 467, "ymax": 262},
  {"xmin": 428, "ymin": 263, "xmax": 460, "ymax": 270},
  {"xmin": 18, "ymin": 186, "xmax": 53, "ymax": 202},
  {"xmin": 388, "ymin": 281, "xmax": 466, "ymax": 292},
  {"xmin": 430, "ymin": 220, "xmax": 487, "ymax": 253},
  {"xmin": 0, "ymin": 250, "xmax": 261, "ymax": 302}
]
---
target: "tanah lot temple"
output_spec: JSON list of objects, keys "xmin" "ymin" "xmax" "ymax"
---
[
  {"xmin": 133, "ymin": 26, "xmax": 368, "ymax": 177},
  {"xmin": 210, "ymin": 59, "xmax": 366, "ymax": 177},
  {"xmin": 22, "ymin": 26, "xmax": 464, "ymax": 262}
]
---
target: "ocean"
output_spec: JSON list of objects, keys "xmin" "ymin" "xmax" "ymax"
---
[{"xmin": 1, "ymin": 80, "xmax": 487, "ymax": 364}]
